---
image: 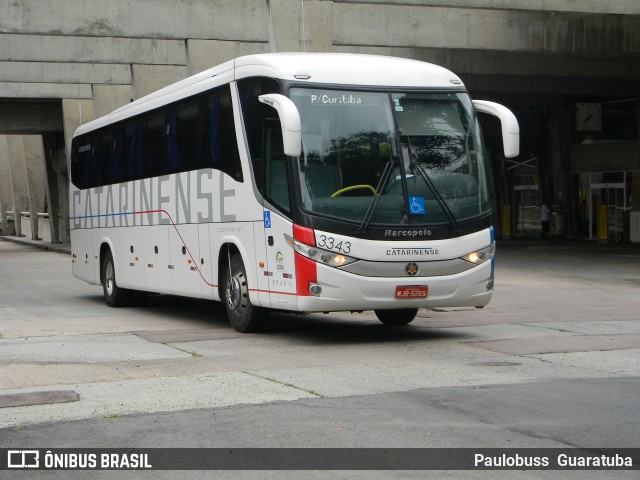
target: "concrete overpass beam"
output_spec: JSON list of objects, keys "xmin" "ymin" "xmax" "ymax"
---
[
  {"xmin": 332, "ymin": 3, "xmax": 640, "ymax": 55},
  {"xmin": 0, "ymin": 83, "xmax": 92, "ymax": 99},
  {"xmin": 0, "ymin": 34, "xmax": 187, "ymax": 66},
  {"xmin": 0, "ymin": 1, "xmax": 267, "ymax": 42},
  {"xmin": 0, "ymin": 102, "xmax": 63, "ymax": 135},
  {"xmin": 0, "ymin": 61, "xmax": 131, "ymax": 86}
]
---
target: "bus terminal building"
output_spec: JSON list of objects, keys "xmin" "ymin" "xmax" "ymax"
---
[{"xmin": 1, "ymin": 0, "xmax": 639, "ymax": 244}]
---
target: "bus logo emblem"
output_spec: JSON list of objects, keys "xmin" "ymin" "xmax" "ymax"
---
[{"xmin": 405, "ymin": 262, "xmax": 419, "ymax": 276}]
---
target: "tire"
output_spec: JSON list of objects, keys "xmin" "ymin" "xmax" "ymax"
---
[
  {"xmin": 374, "ymin": 308, "xmax": 418, "ymax": 326},
  {"xmin": 101, "ymin": 250, "xmax": 132, "ymax": 307},
  {"xmin": 222, "ymin": 254, "xmax": 268, "ymax": 332}
]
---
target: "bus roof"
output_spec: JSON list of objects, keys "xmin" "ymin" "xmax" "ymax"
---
[
  {"xmin": 75, "ymin": 53, "xmax": 464, "ymax": 136},
  {"xmin": 233, "ymin": 52, "xmax": 463, "ymax": 88}
]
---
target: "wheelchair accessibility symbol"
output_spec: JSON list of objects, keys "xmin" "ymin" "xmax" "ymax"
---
[
  {"xmin": 409, "ymin": 196, "xmax": 426, "ymax": 215},
  {"xmin": 264, "ymin": 211, "xmax": 272, "ymax": 228}
]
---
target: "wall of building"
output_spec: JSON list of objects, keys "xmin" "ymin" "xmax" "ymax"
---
[{"xmin": 0, "ymin": 0, "xmax": 639, "ymax": 240}]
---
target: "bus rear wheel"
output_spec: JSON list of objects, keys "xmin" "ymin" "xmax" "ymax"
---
[
  {"xmin": 374, "ymin": 308, "xmax": 418, "ymax": 326},
  {"xmin": 222, "ymin": 254, "xmax": 268, "ymax": 333},
  {"xmin": 102, "ymin": 250, "xmax": 132, "ymax": 307}
]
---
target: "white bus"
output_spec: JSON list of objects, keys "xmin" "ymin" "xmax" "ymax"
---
[{"xmin": 69, "ymin": 53, "xmax": 519, "ymax": 332}]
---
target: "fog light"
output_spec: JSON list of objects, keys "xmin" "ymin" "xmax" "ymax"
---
[
  {"xmin": 486, "ymin": 279, "xmax": 494, "ymax": 290},
  {"xmin": 309, "ymin": 283, "xmax": 322, "ymax": 296}
]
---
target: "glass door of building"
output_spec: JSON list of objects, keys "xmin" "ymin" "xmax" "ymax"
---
[{"xmin": 513, "ymin": 185, "xmax": 540, "ymax": 237}]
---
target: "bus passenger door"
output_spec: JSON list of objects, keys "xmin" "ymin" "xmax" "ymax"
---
[
  {"xmin": 259, "ymin": 120, "xmax": 297, "ymax": 309},
  {"xmin": 261, "ymin": 210, "xmax": 296, "ymax": 309}
]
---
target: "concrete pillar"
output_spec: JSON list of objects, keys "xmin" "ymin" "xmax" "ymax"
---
[
  {"xmin": 634, "ymin": 99, "xmax": 640, "ymax": 212},
  {"xmin": 268, "ymin": 0, "xmax": 333, "ymax": 53},
  {"xmin": 41, "ymin": 133, "xmax": 62, "ymax": 243},
  {"xmin": 22, "ymin": 135, "xmax": 47, "ymax": 239},
  {"xmin": 0, "ymin": 136, "xmax": 12, "ymax": 224},
  {"xmin": 549, "ymin": 107, "xmax": 573, "ymax": 233},
  {"xmin": 52, "ymin": 146, "xmax": 69, "ymax": 243},
  {"xmin": 6, "ymin": 136, "xmax": 29, "ymax": 237}
]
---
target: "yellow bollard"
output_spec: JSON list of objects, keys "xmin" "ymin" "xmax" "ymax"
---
[{"xmin": 597, "ymin": 205, "xmax": 608, "ymax": 243}]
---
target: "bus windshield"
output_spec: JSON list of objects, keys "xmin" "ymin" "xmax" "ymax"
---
[{"xmin": 290, "ymin": 88, "xmax": 491, "ymax": 228}]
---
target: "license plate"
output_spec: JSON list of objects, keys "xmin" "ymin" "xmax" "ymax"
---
[{"xmin": 395, "ymin": 285, "xmax": 428, "ymax": 299}]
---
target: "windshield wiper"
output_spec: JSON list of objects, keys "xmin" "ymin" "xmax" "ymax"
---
[
  {"xmin": 357, "ymin": 158, "xmax": 397, "ymax": 234},
  {"xmin": 406, "ymin": 141, "xmax": 461, "ymax": 234}
]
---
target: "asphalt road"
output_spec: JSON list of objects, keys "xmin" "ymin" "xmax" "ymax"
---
[{"xmin": 0, "ymin": 238, "xmax": 639, "ymax": 479}]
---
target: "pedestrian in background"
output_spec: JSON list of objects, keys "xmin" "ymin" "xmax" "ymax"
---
[{"xmin": 540, "ymin": 199, "xmax": 551, "ymax": 238}]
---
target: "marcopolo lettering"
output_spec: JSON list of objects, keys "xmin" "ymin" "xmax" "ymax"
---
[{"xmin": 384, "ymin": 229, "xmax": 432, "ymax": 238}]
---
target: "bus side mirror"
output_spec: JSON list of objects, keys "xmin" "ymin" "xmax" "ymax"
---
[
  {"xmin": 259, "ymin": 94, "xmax": 301, "ymax": 158},
  {"xmin": 472, "ymin": 100, "xmax": 520, "ymax": 158}
]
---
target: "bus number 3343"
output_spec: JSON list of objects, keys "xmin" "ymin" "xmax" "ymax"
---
[{"xmin": 317, "ymin": 235, "xmax": 352, "ymax": 254}]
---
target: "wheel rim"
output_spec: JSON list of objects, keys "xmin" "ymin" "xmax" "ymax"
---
[
  {"xmin": 105, "ymin": 261, "xmax": 115, "ymax": 296},
  {"xmin": 225, "ymin": 273, "xmax": 243, "ymax": 311}
]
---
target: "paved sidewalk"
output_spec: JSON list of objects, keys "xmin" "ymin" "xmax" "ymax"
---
[{"xmin": 0, "ymin": 235, "xmax": 71, "ymax": 254}]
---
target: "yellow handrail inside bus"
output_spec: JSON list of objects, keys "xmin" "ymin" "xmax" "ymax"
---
[{"xmin": 331, "ymin": 184, "xmax": 377, "ymax": 197}]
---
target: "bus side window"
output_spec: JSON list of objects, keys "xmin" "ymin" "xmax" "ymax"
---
[
  {"xmin": 199, "ymin": 86, "xmax": 242, "ymax": 182},
  {"xmin": 138, "ymin": 110, "xmax": 166, "ymax": 178},
  {"xmin": 71, "ymin": 135, "xmax": 91, "ymax": 189},
  {"xmin": 92, "ymin": 130, "xmax": 112, "ymax": 187},
  {"xmin": 120, "ymin": 121, "xmax": 137, "ymax": 181},
  {"xmin": 237, "ymin": 77, "xmax": 280, "ymax": 184},
  {"xmin": 167, "ymin": 97, "xmax": 199, "ymax": 174},
  {"xmin": 111, "ymin": 126, "xmax": 125, "ymax": 184}
]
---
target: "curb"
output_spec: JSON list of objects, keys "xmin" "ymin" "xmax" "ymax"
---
[{"xmin": 0, "ymin": 236, "xmax": 71, "ymax": 255}]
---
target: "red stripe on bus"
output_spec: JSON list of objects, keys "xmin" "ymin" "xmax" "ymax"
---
[
  {"xmin": 293, "ymin": 224, "xmax": 317, "ymax": 297},
  {"xmin": 294, "ymin": 251, "xmax": 317, "ymax": 297},
  {"xmin": 293, "ymin": 224, "xmax": 316, "ymax": 246}
]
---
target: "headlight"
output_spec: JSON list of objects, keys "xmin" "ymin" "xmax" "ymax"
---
[
  {"xmin": 460, "ymin": 242, "xmax": 496, "ymax": 265},
  {"xmin": 284, "ymin": 234, "xmax": 357, "ymax": 268}
]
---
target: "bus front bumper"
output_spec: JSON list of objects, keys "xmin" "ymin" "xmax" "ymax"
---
[{"xmin": 296, "ymin": 259, "xmax": 494, "ymax": 313}]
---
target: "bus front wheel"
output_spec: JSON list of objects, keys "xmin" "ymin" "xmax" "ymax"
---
[
  {"xmin": 222, "ymin": 254, "xmax": 268, "ymax": 332},
  {"xmin": 101, "ymin": 250, "xmax": 132, "ymax": 307},
  {"xmin": 374, "ymin": 308, "xmax": 418, "ymax": 326}
]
